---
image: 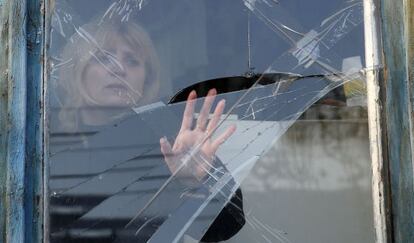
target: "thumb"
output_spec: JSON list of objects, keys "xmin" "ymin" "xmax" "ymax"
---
[{"xmin": 160, "ymin": 137, "xmax": 175, "ymax": 171}]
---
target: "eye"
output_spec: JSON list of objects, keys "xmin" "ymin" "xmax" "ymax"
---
[
  {"xmin": 123, "ymin": 52, "xmax": 143, "ymax": 68},
  {"xmin": 124, "ymin": 55, "xmax": 142, "ymax": 67}
]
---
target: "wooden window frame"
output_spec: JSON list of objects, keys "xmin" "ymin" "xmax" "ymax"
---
[{"xmin": 0, "ymin": 0, "xmax": 412, "ymax": 242}]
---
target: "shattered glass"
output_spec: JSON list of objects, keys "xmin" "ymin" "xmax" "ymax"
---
[{"xmin": 47, "ymin": 0, "xmax": 379, "ymax": 242}]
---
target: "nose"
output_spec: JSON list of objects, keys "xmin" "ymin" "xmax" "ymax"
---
[
  {"xmin": 104, "ymin": 52, "xmax": 126, "ymax": 78},
  {"xmin": 110, "ymin": 60, "xmax": 126, "ymax": 78}
]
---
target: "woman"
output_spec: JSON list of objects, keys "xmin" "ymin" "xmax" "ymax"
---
[
  {"xmin": 55, "ymin": 20, "xmax": 160, "ymax": 130},
  {"xmin": 50, "ymin": 18, "xmax": 245, "ymax": 242}
]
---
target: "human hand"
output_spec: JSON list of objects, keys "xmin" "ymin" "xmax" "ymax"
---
[{"xmin": 159, "ymin": 89, "xmax": 236, "ymax": 183}]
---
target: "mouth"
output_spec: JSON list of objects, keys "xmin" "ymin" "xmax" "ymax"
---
[
  {"xmin": 105, "ymin": 84, "xmax": 130, "ymax": 97},
  {"xmin": 103, "ymin": 83, "xmax": 139, "ymax": 106},
  {"xmin": 105, "ymin": 83, "xmax": 128, "ymax": 90}
]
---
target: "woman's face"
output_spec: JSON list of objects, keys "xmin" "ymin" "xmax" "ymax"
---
[{"xmin": 82, "ymin": 36, "xmax": 146, "ymax": 107}]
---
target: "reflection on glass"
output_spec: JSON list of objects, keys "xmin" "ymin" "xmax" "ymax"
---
[
  {"xmin": 50, "ymin": 17, "xmax": 246, "ymax": 242},
  {"xmin": 48, "ymin": 0, "xmax": 376, "ymax": 242},
  {"xmin": 55, "ymin": 21, "xmax": 159, "ymax": 128}
]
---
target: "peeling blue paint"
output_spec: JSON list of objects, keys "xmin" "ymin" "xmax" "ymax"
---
[
  {"xmin": 0, "ymin": 1, "xmax": 10, "ymax": 240},
  {"xmin": 6, "ymin": 0, "xmax": 28, "ymax": 241},
  {"xmin": 0, "ymin": 0, "xmax": 44, "ymax": 242},
  {"xmin": 380, "ymin": 0, "xmax": 414, "ymax": 242},
  {"xmin": 25, "ymin": 0, "xmax": 44, "ymax": 242}
]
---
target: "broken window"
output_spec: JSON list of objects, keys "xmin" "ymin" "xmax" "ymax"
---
[{"xmin": 47, "ymin": 0, "xmax": 379, "ymax": 242}]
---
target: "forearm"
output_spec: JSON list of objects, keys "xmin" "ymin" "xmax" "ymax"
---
[{"xmin": 201, "ymin": 187, "xmax": 245, "ymax": 242}]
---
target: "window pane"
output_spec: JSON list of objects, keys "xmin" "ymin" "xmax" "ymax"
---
[{"xmin": 47, "ymin": 1, "xmax": 377, "ymax": 242}]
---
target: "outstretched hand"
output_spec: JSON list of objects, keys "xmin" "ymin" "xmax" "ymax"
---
[{"xmin": 160, "ymin": 89, "xmax": 236, "ymax": 182}]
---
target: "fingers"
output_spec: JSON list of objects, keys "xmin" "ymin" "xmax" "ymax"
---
[
  {"xmin": 179, "ymin": 90, "xmax": 197, "ymax": 133},
  {"xmin": 206, "ymin": 99, "xmax": 225, "ymax": 135},
  {"xmin": 160, "ymin": 137, "xmax": 176, "ymax": 172},
  {"xmin": 211, "ymin": 124, "xmax": 236, "ymax": 152},
  {"xmin": 196, "ymin": 89, "xmax": 216, "ymax": 131}
]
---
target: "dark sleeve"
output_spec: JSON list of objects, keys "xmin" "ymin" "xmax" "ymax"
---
[{"xmin": 201, "ymin": 188, "xmax": 245, "ymax": 242}]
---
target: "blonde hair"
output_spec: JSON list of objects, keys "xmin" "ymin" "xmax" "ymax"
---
[{"xmin": 55, "ymin": 19, "xmax": 160, "ymax": 130}]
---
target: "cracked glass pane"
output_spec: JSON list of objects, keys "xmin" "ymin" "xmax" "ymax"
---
[{"xmin": 47, "ymin": 0, "xmax": 379, "ymax": 242}]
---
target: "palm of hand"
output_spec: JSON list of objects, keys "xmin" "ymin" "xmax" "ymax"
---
[{"xmin": 160, "ymin": 89, "xmax": 236, "ymax": 182}]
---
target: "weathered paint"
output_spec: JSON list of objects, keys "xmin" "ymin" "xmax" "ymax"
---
[
  {"xmin": 0, "ymin": 0, "xmax": 11, "ymax": 242},
  {"xmin": 380, "ymin": 0, "xmax": 414, "ymax": 242},
  {"xmin": 0, "ymin": 0, "xmax": 45, "ymax": 242},
  {"xmin": 407, "ymin": 0, "xmax": 414, "ymax": 138},
  {"xmin": 405, "ymin": 0, "xmax": 414, "ymax": 239},
  {"xmin": 42, "ymin": 1, "xmax": 52, "ymax": 242},
  {"xmin": 408, "ymin": 0, "xmax": 414, "ymax": 70},
  {"xmin": 5, "ymin": 0, "xmax": 28, "ymax": 242},
  {"xmin": 364, "ymin": 1, "xmax": 393, "ymax": 242},
  {"xmin": 25, "ymin": 0, "xmax": 44, "ymax": 242}
]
